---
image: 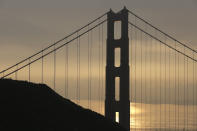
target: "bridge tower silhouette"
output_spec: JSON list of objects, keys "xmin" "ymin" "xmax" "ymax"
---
[{"xmin": 105, "ymin": 7, "xmax": 130, "ymax": 131}]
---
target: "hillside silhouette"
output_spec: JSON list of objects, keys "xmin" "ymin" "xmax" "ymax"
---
[{"xmin": 0, "ymin": 79, "xmax": 126, "ymax": 131}]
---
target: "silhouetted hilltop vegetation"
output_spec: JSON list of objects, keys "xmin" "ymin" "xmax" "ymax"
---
[{"xmin": 0, "ymin": 79, "xmax": 126, "ymax": 131}]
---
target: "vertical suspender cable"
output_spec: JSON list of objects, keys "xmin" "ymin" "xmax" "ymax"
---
[
  {"xmin": 175, "ymin": 41, "xmax": 177, "ymax": 130},
  {"xmin": 42, "ymin": 50, "xmax": 44, "ymax": 83},
  {"xmin": 196, "ymin": 53, "xmax": 197, "ymax": 129},
  {"xmin": 90, "ymin": 29, "xmax": 92, "ymax": 109},
  {"xmin": 101, "ymin": 23, "xmax": 104, "ymax": 114},
  {"xmin": 130, "ymin": 24, "xmax": 133, "ymax": 102},
  {"xmin": 140, "ymin": 29, "xmax": 142, "ymax": 130},
  {"xmin": 3, "ymin": 71, "xmax": 4, "ymax": 78},
  {"xmin": 184, "ymin": 46, "xmax": 186, "ymax": 129},
  {"xmin": 77, "ymin": 32, "xmax": 80, "ymax": 104},
  {"xmin": 15, "ymin": 64, "xmax": 18, "ymax": 80},
  {"xmin": 178, "ymin": 44, "xmax": 180, "ymax": 130},
  {"xmin": 77, "ymin": 32, "xmax": 79, "ymax": 104},
  {"xmin": 164, "ymin": 36, "xmax": 167, "ymax": 130},
  {"xmin": 193, "ymin": 51, "xmax": 195, "ymax": 129},
  {"xmin": 15, "ymin": 65, "xmax": 17, "ymax": 80},
  {"xmin": 192, "ymin": 52, "xmax": 195, "ymax": 128},
  {"xmin": 154, "ymin": 30, "xmax": 157, "ymax": 129},
  {"xmin": 134, "ymin": 17, "xmax": 137, "ymax": 131},
  {"xmin": 160, "ymin": 33, "xmax": 162, "ymax": 130},
  {"xmin": 65, "ymin": 41, "xmax": 66, "ymax": 98},
  {"xmin": 65, "ymin": 40, "xmax": 68, "ymax": 98},
  {"xmin": 54, "ymin": 45, "xmax": 56, "ymax": 90},
  {"xmin": 98, "ymin": 19, "xmax": 101, "ymax": 113},
  {"xmin": 79, "ymin": 35, "xmax": 81, "ymax": 104},
  {"xmin": 29, "ymin": 58, "xmax": 31, "ymax": 82},
  {"xmin": 187, "ymin": 57, "xmax": 189, "ymax": 130},
  {"xmin": 67, "ymin": 42, "xmax": 69, "ymax": 98},
  {"xmin": 88, "ymin": 26, "xmax": 90, "ymax": 108},
  {"xmin": 169, "ymin": 42, "xmax": 171, "ymax": 129},
  {"xmin": 130, "ymin": 24, "xmax": 133, "ymax": 121},
  {"xmin": 150, "ymin": 35, "xmax": 152, "ymax": 130},
  {"xmin": 144, "ymin": 24, "xmax": 147, "ymax": 130}
]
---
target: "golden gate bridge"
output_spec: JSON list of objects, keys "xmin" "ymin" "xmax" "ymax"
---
[{"xmin": 0, "ymin": 7, "xmax": 197, "ymax": 131}]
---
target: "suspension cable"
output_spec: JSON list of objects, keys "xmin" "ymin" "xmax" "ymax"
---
[
  {"xmin": 54, "ymin": 45, "xmax": 56, "ymax": 90},
  {"xmin": 128, "ymin": 10, "xmax": 197, "ymax": 54},
  {"xmin": 193, "ymin": 52, "xmax": 195, "ymax": 129},
  {"xmin": 159, "ymin": 32, "xmax": 162, "ymax": 130},
  {"xmin": 79, "ymin": 35, "xmax": 81, "ymax": 104},
  {"xmin": 128, "ymin": 22, "xmax": 197, "ymax": 63},
  {"xmin": 144, "ymin": 24, "xmax": 147, "ymax": 130},
  {"xmin": 76, "ymin": 32, "xmax": 79, "ymax": 104},
  {"xmin": 169, "ymin": 38, "xmax": 171, "ymax": 129},
  {"xmin": 177, "ymin": 43, "xmax": 180, "ymax": 130},
  {"xmin": 90, "ymin": 30, "xmax": 92, "ymax": 108},
  {"xmin": 140, "ymin": 29, "xmax": 142, "ymax": 130},
  {"xmin": 66, "ymin": 42, "xmax": 69, "ymax": 98},
  {"xmin": 184, "ymin": 46, "xmax": 186, "ymax": 129},
  {"xmin": 98, "ymin": 19, "xmax": 101, "ymax": 113},
  {"xmin": 164, "ymin": 35, "xmax": 167, "ymax": 130},
  {"xmin": 1, "ymin": 19, "xmax": 107, "ymax": 79},
  {"xmin": 175, "ymin": 40, "xmax": 177, "ymax": 130},
  {"xmin": 0, "ymin": 12, "xmax": 108, "ymax": 75},
  {"xmin": 15, "ymin": 65, "xmax": 18, "ymax": 80},
  {"xmin": 134, "ymin": 16, "xmax": 137, "ymax": 131},
  {"xmin": 87, "ymin": 28, "xmax": 93, "ymax": 109},
  {"xmin": 196, "ymin": 54, "xmax": 197, "ymax": 128},
  {"xmin": 154, "ymin": 30, "xmax": 157, "ymax": 130},
  {"xmin": 88, "ymin": 25, "xmax": 90, "ymax": 108},
  {"xmin": 42, "ymin": 49, "xmax": 44, "ymax": 83},
  {"xmin": 130, "ymin": 22, "xmax": 133, "ymax": 102},
  {"xmin": 187, "ymin": 57, "xmax": 189, "ymax": 130},
  {"xmin": 101, "ymin": 23, "xmax": 104, "ymax": 114},
  {"xmin": 150, "ymin": 35, "xmax": 152, "ymax": 130},
  {"xmin": 65, "ymin": 40, "xmax": 68, "ymax": 98},
  {"xmin": 29, "ymin": 58, "xmax": 31, "ymax": 82}
]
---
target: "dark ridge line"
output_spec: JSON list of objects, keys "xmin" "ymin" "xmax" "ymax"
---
[{"xmin": 0, "ymin": 79, "xmax": 126, "ymax": 131}]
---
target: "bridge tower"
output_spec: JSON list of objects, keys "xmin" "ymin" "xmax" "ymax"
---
[{"xmin": 105, "ymin": 7, "xmax": 130, "ymax": 130}]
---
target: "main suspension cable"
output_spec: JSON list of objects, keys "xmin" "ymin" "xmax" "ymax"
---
[
  {"xmin": 0, "ymin": 12, "xmax": 108, "ymax": 75},
  {"xmin": 128, "ymin": 22, "xmax": 197, "ymax": 62},
  {"xmin": 1, "ymin": 19, "xmax": 107, "ymax": 79},
  {"xmin": 128, "ymin": 10, "xmax": 197, "ymax": 54}
]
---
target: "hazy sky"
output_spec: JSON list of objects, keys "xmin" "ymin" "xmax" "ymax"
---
[{"xmin": 0, "ymin": 0, "xmax": 197, "ymax": 70}]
